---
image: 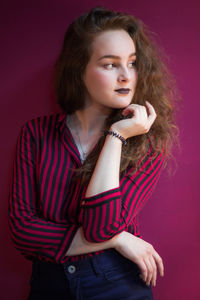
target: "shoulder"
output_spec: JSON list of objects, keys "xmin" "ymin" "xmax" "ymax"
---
[
  {"xmin": 20, "ymin": 112, "xmax": 64, "ymax": 130},
  {"xmin": 18, "ymin": 112, "xmax": 64, "ymax": 139},
  {"xmin": 21, "ymin": 112, "xmax": 60, "ymax": 127}
]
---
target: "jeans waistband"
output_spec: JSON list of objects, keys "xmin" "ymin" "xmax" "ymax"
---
[{"xmin": 32, "ymin": 248, "xmax": 140, "ymax": 276}]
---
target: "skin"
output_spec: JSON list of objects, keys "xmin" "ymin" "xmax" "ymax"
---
[
  {"xmin": 67, "ymin": 29, "xmax": 164, "ymax": 287},
  {"xmin": 72, "ymin": 29, "xmax": 137, "ymax": 143},
  {"xmin": 83, "ymin": 29, "xmax": 137, "ymax": 115}
]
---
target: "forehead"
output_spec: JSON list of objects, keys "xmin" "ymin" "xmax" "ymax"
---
[{"xmin": 90, "ymin": 29, "xmax": 136, "ymax": 58}]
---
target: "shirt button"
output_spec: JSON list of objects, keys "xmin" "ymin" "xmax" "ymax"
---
[
  {"xmin": 82, "ymin": 200, "xmax": 85, "ymax": 205},
  {"xmin": 67, "ymin": 265, "xmax": 76, "ymax": 274}
]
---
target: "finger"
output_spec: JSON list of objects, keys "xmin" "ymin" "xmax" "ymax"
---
[
  {"xmin": 122, "ymin": 105, "xmax": 140, "ymax": 118},
  {"xmin": 152, "ymin": 250, "xmax": 164, "ymax": 277},
  {"xmin": 149, "ymin": 255, "xmax": 157, "ymax": 287},
  {"xmin": 134, "ymin": 105, "xmax": 149, "ymax": 131},
  {"xmin": 122, "ymin": 104, "xmax": 142, "ymax": 114},
  {"xmin": 139, "ymin": 105, "xmax": 148, "ymax": 123},
  {"xmin": 145, "ymin": 101, "xmax": 156, "ymax": 114},
  {"xmin": 127, "ymin": 105, "xmax": 147, "ymax": 122},
  {"xmin": 136, "ymin": 259, "xmax": 148, "ymax": 282},
  {"xmin": 144, "ymin": 257, "xmax": 154, "ymax": 286},
  {"xmin": 145, "ymin": 101, "xmax": 157, "ymax": 125}
]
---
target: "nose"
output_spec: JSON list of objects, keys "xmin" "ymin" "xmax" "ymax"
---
[{"xmin": 117, "ymin": 67, "xmax": 131, "ymax": 82}]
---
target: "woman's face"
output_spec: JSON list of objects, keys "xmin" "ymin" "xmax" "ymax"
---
[{"xmin": 83, "ymin": 29, "xmax": 137, "ymax": 112}]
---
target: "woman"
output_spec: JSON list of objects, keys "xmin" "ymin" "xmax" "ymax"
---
[{"xmin": 8, "ymin": 5, "xmax": 178, "ymax": 300}]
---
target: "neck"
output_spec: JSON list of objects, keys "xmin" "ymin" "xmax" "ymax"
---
[{"xmin": 72, "ymin": 106, "xmax": 112, "ymax": 136}]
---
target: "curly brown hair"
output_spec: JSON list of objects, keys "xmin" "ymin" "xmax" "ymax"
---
[{"xmin": 53, "ymin": 5, "xmax": 180, "ymax": 185}]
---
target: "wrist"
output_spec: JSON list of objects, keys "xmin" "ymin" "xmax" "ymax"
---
[
  {"xmin": 110, "ymin": 126, "xmax": 128, "ymax": 139},
  {"xmin": 110, "ymin": 231, "xmax": 123, "ymax": 249},
  {"xmin": 107, "ymin": 127, "xmax": 127, "ymax": 145},
  {"xmin": 110, "ymin": 126, "xmax": 121, "ymax": 135}
]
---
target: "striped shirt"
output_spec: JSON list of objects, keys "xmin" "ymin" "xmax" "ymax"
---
[{"xmin": 8, "ymin": 111, "xmax": 165, "ymax": 264}]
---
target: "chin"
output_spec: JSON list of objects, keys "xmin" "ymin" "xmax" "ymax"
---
[
  {"xmin": 100, "ymin": 96, "xmax": 132, "ymax": 109},
  {"xmin": 114, "ymin": 99, "xmax": 132, "ymax": 108}
]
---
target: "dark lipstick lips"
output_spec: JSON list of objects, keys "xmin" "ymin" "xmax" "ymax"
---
[
  {"xmin": 115, "ymin": 88, "xmax": 130, "ymax": 94},
  {"xmin": 115, "ymin": 88, "xmax": 130, "ymax": 91}
]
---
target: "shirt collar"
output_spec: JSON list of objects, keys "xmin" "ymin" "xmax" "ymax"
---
[
  {"xmin": 55, "ymin": 111, "xmax": 68, "ymax": 132},
  {"xmin": 55, "ymin": 111, "xmax": 83, "ymax": 165}
]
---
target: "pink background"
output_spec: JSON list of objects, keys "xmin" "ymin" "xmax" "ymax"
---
[{"xmin": 1, "ymin": 0, "xmax": 199, "ymax": 299}]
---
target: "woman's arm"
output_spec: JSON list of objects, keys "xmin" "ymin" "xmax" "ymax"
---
[
  {"xmin": 79, "ymin": 103, "xmax": 165, "ymax": 242},
  {"xmin": 66, "ymin": 226, "xmax": 118, "ymax": 256},
  {"xmin": 8, "ymin": 121, "xmax": 79, "ymax": 264},
  {"xmin": 84, "ymin": 101, "xmax": 157, "ymax": 198},
  {"xmin": 76, "ymin": 103, "xmax": 164, "ymax": 287},
  {"xmin": 79, "ymin": 135, "xmax": 165, "ymax": 242},
  {"xmin": 85, "ymin": 132, "xmax": 122, "ymax": 196},
  {"xmin": 66, "ymin": 226, "xmax": 164, "ymax": 287}
]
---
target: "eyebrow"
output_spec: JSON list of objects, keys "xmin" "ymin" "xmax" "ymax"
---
[{"xmin": 98, "ymin": 52, "xmax": 136, "ymax": 61}]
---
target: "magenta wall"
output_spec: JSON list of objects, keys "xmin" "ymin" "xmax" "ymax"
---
[{"xmin": 1, "ymin": 1, "xmax": 199, "ymax": 299}]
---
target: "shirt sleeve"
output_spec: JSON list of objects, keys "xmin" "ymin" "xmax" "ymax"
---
[
  {"xmin": 78, "ymin": 140, "xmax": 166, "ymax": 242},
  {"xmin": 8, "ymin": 123, "xmax": 78, "ymax": 264}
]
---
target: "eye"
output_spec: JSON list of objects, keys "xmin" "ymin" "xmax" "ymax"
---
[
  {"xmin": 129, "ymin": 61, "xmax": 137, "ymax": 68},
  {"xmin": 103, "ymin": 63, "xmax": 117, "ymax": 69},
  {"xmin": 103, "ymin": 61, "xmax": 137, "ymax": 70}
]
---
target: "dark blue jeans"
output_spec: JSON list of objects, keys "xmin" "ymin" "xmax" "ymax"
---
[{"xmin": 28, "ymin": 249, "xmax": 154, "ymax": 300}]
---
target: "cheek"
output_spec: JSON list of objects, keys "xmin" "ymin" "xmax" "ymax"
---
[
  {"xmin": 131, "ymin": 70, "xmax": 138, "ymax": 88},
  {"xmin": 135, "ymin": 70, "xmax": 138, "ymax": 82},
  {"xmin": 87, "ymin": 69, "xmax": 112, "ymax": 89}
]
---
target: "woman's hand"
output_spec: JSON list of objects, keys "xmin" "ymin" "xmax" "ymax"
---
[
  {"xmin": 111, "ymin": 101, "xmax": 157, "ymax": 139},
  {"xmin": 112, "ymin": 231, "xmax": 164, "ymax": 287}
]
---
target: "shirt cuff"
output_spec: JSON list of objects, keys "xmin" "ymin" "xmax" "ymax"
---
[{"xmin": 81, "ymin": 186, "xmax": 121, "ymax": 208}]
